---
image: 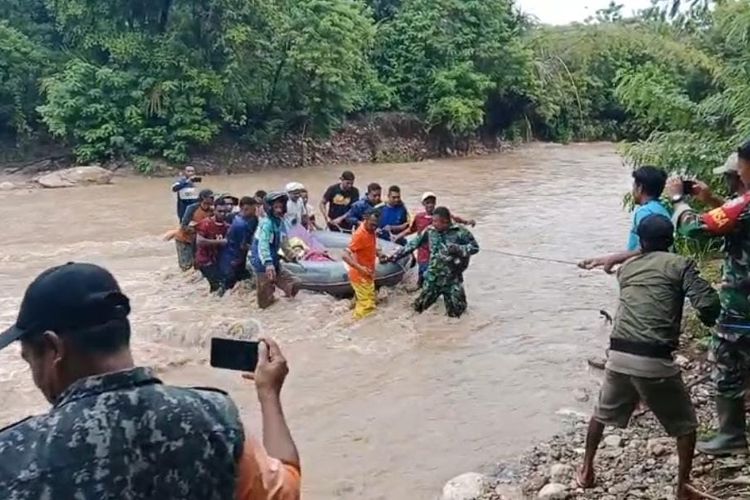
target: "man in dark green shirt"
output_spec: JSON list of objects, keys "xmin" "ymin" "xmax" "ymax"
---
[{"xmin": 577, "ymin": 215, "xmax": 720, "ymax": 500}]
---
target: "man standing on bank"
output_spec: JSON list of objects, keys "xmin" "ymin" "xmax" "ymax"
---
[
  {"xmin": 577, "ymin": 215, "xmax": 720, "ymax": 500},
  {"xmin": 668, "ymin": 139, "xmax": 750, "ymax": 456},
  {"xmin": 0, "ymin": 263, "xmax": 300, "ymax": 499},
  {"xmin": 320, "ymin": 171, "xmax": 359, "ymax": 232}
]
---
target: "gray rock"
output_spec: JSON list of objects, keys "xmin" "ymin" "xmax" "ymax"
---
[
  {"xmin": 36, "ymin": 166, "xmax": 113, "ymax": 188},
  {"xmin": 537, "ymin": 483, "xmax": 568, "ymax": 499},
  {"xmin": 647, "ymin": 438, "xmax": 672, "ymax": 457},
  {"xmin": 523, "ymin": 472, "xmax": 549, "ymax": 494},
  {"xmin": 603, "ymin": 434, "xmax": 623, "ymax": 448},
  {"xmin": 549, "ymin": 463, "xmax": 574, "ymax": 484},
  {"xmin": 0, "ymin": 181, "xmax": 16, "ymax": 190},
  {"xmin": 674, "ymin": 354, "xmax": 690, "ymax": 367},
  {"xmin": 573, "ymin": 389, "xmax": 589, "ymax": 402},
  {"xmin": 440, "ymin": 472, "xmax": 489, "ymax": 500}
]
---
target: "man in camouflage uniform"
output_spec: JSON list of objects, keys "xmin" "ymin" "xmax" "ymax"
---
[
  {"xmin": 389, "ymin": 206, "xmax": 479, "ymax": 317},
  {"xmin": 0, "ymin": 263, "xmax": 301, "ymax": 499},
  {"xmin": 668, "ymin": 142, "xmax": 750, "ymax": 456}
]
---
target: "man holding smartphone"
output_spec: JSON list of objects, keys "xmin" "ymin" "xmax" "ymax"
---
[
  {"xmin": 667, "ymin": 140, "xmax": 750, "ymax": 456},
  {"xmin": 0, "ymin": 263, "xmax": 300, "ymax": 500}
]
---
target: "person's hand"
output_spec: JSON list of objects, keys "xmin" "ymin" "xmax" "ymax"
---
[
  {"xmin": 265, "ymin": 264, "xmax": 276, "ymax": 282},
  {"xmin": 446, "ymin": 243, "xmax": 463, "ymax": 256},
  {"xmin": 692, "ymin": 180, "xmax": 714, "ymax": 203},
  {"xmin": 579, "ymin": 256, "xmax": 619, "ymax": 274},
  {"xmin": 382, "ymin": 225, "xmax": 392, "ymax": 234},
  {"xmin": 243, "ymin": 338, "xmax": 288, "ymax": 397},
  {"xmin": 332, "ymin": 216, "xmax": 346, "ymax": 226},
  {"xmin": 378, "ymin": 254, "xmax": 390, "ymax": 264},
  {"xmin": 666, "ymin": 177, "xmax": 685, "ymax": 198},
  {"xmin": 359, "ymin": 265, "xmax": 374, "ymax": 278}
]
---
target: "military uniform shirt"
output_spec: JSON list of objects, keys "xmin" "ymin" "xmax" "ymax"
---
[{"xmin": 0, "ymin": 367, "xmax": 244, "ymax": 500}]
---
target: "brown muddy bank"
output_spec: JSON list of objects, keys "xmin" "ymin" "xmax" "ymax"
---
[{"xmin": 0, "ymin": 113, "xmax": 508, "ymax": 181}]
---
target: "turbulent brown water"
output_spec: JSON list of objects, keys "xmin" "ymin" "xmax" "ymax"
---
[{"xmin": 0, "ymin": 143, "xmax": 630, "ymax": 499}]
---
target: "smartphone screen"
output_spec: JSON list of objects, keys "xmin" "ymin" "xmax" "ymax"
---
[{"xmin": 210, "ymin": 338, "xmax": 259, "ymax": 372}]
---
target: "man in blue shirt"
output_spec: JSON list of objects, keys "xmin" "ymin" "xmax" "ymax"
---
[
  {"xmin": 345, "ymin": 183, "xmax": 382, "ymax": 228},
  {"xmin": 627, "ymin": 167, "xmax": 671, "ymax": 251},
  {"xmin": 378, "ymin": 185, "xmax": 410, "ymax": 244},
  {"xmin": 580, "ymin": 166, "xmax": 669, "ymax": 272},
  {"xmin": 219, "ymin": 196, "xmax": 259, "ymax": 291}
]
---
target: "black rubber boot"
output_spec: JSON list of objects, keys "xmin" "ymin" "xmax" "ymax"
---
[{"xmin": 697, "ymin": 397, "xmax": 748, "ymax": 456}]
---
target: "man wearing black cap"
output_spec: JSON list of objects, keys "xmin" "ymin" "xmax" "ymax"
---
[
  {"xmin": 576, "ymin": 215, "xmax": 719, "ymax": 500},
  {"xmin": 0, "ymin": 263, "xmax": 301, "ymax": 499}
]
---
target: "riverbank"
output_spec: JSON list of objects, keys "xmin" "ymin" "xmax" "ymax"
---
[
  {"xmin": 0, "ymin": 113, "xmax": 508, "ymax": 181},
  {"xmin": 463, "ymin": 261, "xmax": 750, "ymax": 500}
]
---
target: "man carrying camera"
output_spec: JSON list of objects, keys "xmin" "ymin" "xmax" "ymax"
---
[
  {"xmin": 668, "ymin": 141, "xmax": 750, "ymax": 456},
  {"xmin": 0, "ymin": 263, "xmax": 300, "ymax": 499}
]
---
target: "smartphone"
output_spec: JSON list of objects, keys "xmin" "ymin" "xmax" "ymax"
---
[
  {"xmin": 210, "ymin": 338, "xmax": 259, "ymax": 372},
  {"xmin": 192, "ymin": 176, "xmax": 202, "ymax": 183},
  {"xmin": 682, "ymin": 179, "xmax": 696, "ymax": 195}
]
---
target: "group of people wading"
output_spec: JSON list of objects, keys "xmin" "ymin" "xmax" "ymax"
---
[
  {"xmin": 169, "ymin": 168, "xmax": 479, "ymax": 318},
  {"xmin": 576, "ymin": 140, "xmax": 750, "ymax": 499}
]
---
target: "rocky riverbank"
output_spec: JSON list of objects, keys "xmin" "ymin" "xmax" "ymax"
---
[
  {"xmin": 0, "ymin": 113, "xmax": 507, "ymax": 182},
  {"xmin": 441, "ymin": 299, "xmax": 750, "ymax": 500}
]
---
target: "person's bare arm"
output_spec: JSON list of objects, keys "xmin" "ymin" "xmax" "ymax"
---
[
  {"xmin": 343, "ymin": 248, "xmax": 372, "ymax": 278},
  {"xmin": 452, "ymin": 214, "xmax": 476, "ymax": 226},
  {"xmin": 247, "ymin": 339, "xmax": 300, "ymax": 467},
  {"xmin": 235, "ymin": 338, "xmax": 301, "ymax": 500},
  {"xmin": 318, "ymin": 199, "xmax": 329, "ymax": 225},
  {"xmin": 389, "ymin": 222, "xmax": 410, "ymax": 233},
  {"xmin": 578, "ymin": 250, "xmax": 640, "ymax": 274},
  {"xmin": 196, "ymin": 233, "xmax": 226, "ymax": 247},
  {"xmin": 393, "ymin": 220, "xmax": 416, "ymax": 242}
]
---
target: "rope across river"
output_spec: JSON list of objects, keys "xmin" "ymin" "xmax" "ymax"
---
[{"xmin": 481, "ymin": 248, "xmax": 581, "ymax": 267}]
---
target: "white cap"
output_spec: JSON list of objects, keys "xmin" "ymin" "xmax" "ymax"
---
[
  {"xmin": 421, "ymin": 191, "xmax": 437, "ymax": 202},
  {"xmin": 285, "ymin": 182, "xmax": 305, "ymax": 192},
  {"xmin": 714, "ymin": 153, "xmax": 739, "ymax": 176}
]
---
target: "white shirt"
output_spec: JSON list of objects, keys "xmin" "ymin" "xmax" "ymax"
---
[{"xmin": 286, "ymin": 198, "xmax": 308, "ymax": 227}]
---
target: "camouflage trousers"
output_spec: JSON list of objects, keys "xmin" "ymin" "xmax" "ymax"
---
[
  {"xmin": 710, "ymin": 334, "xmax": 750, "ymax": 400},
  {"xmin": 413, "ymin": 276, "xmax": 467, "ymax": 318}
]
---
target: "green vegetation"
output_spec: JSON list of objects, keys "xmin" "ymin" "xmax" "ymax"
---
[{"xmin": 0, "ymin": 0, "xmax": 745, "ymax": 178}]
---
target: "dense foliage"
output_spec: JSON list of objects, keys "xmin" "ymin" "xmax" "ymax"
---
[{"xmin": 0, "ymin": 0, "xmax": 745, "ymax": 173}]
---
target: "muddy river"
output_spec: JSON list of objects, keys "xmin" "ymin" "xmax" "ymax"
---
[{"xmin": 0, "ymin": 143, "xmax": 630, "ymax": 499}]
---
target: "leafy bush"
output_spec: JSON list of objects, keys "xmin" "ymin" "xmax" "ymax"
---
[{"xmin": 0, "ymin": 22, "xmax": 51, "ymax": 136}]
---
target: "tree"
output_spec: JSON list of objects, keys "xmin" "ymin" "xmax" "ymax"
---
[{"xmin": 374, "ymin": 0, "xmax": 532, "ymax": 145}]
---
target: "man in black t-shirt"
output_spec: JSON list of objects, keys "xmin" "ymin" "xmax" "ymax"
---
[{"xmin": 319, "ymin": 170, "xmax": 360, "ymax": 231}]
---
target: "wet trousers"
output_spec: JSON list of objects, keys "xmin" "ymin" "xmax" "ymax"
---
[
  {"xmin": 711, "ymin": 335, "xmax": 750, "ymax": 400},
  {"xmin": 352, "ymin": 280, "xmax": 376, "ymax": 319},
  {"xmin": 414, "ymin": 276, "xmax": 467, "ymax": 318},
  {"xmin": 175, "ymin": 241, "xmax": 194, "ymax": 271}
]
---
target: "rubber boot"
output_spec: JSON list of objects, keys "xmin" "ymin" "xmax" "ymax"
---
[{"xmin": 697, "ymin": 397, "xmax": 748, "ymax": 456}]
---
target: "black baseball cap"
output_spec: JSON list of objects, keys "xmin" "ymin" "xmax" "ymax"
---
[{"xmin": 0, "ymin": 263, "xmax": 131, "ymax": 351}]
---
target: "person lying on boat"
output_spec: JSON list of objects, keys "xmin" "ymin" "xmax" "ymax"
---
[{"xmin": 285, "ymin": 237, "xmax": 334, "ymax": 263}]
